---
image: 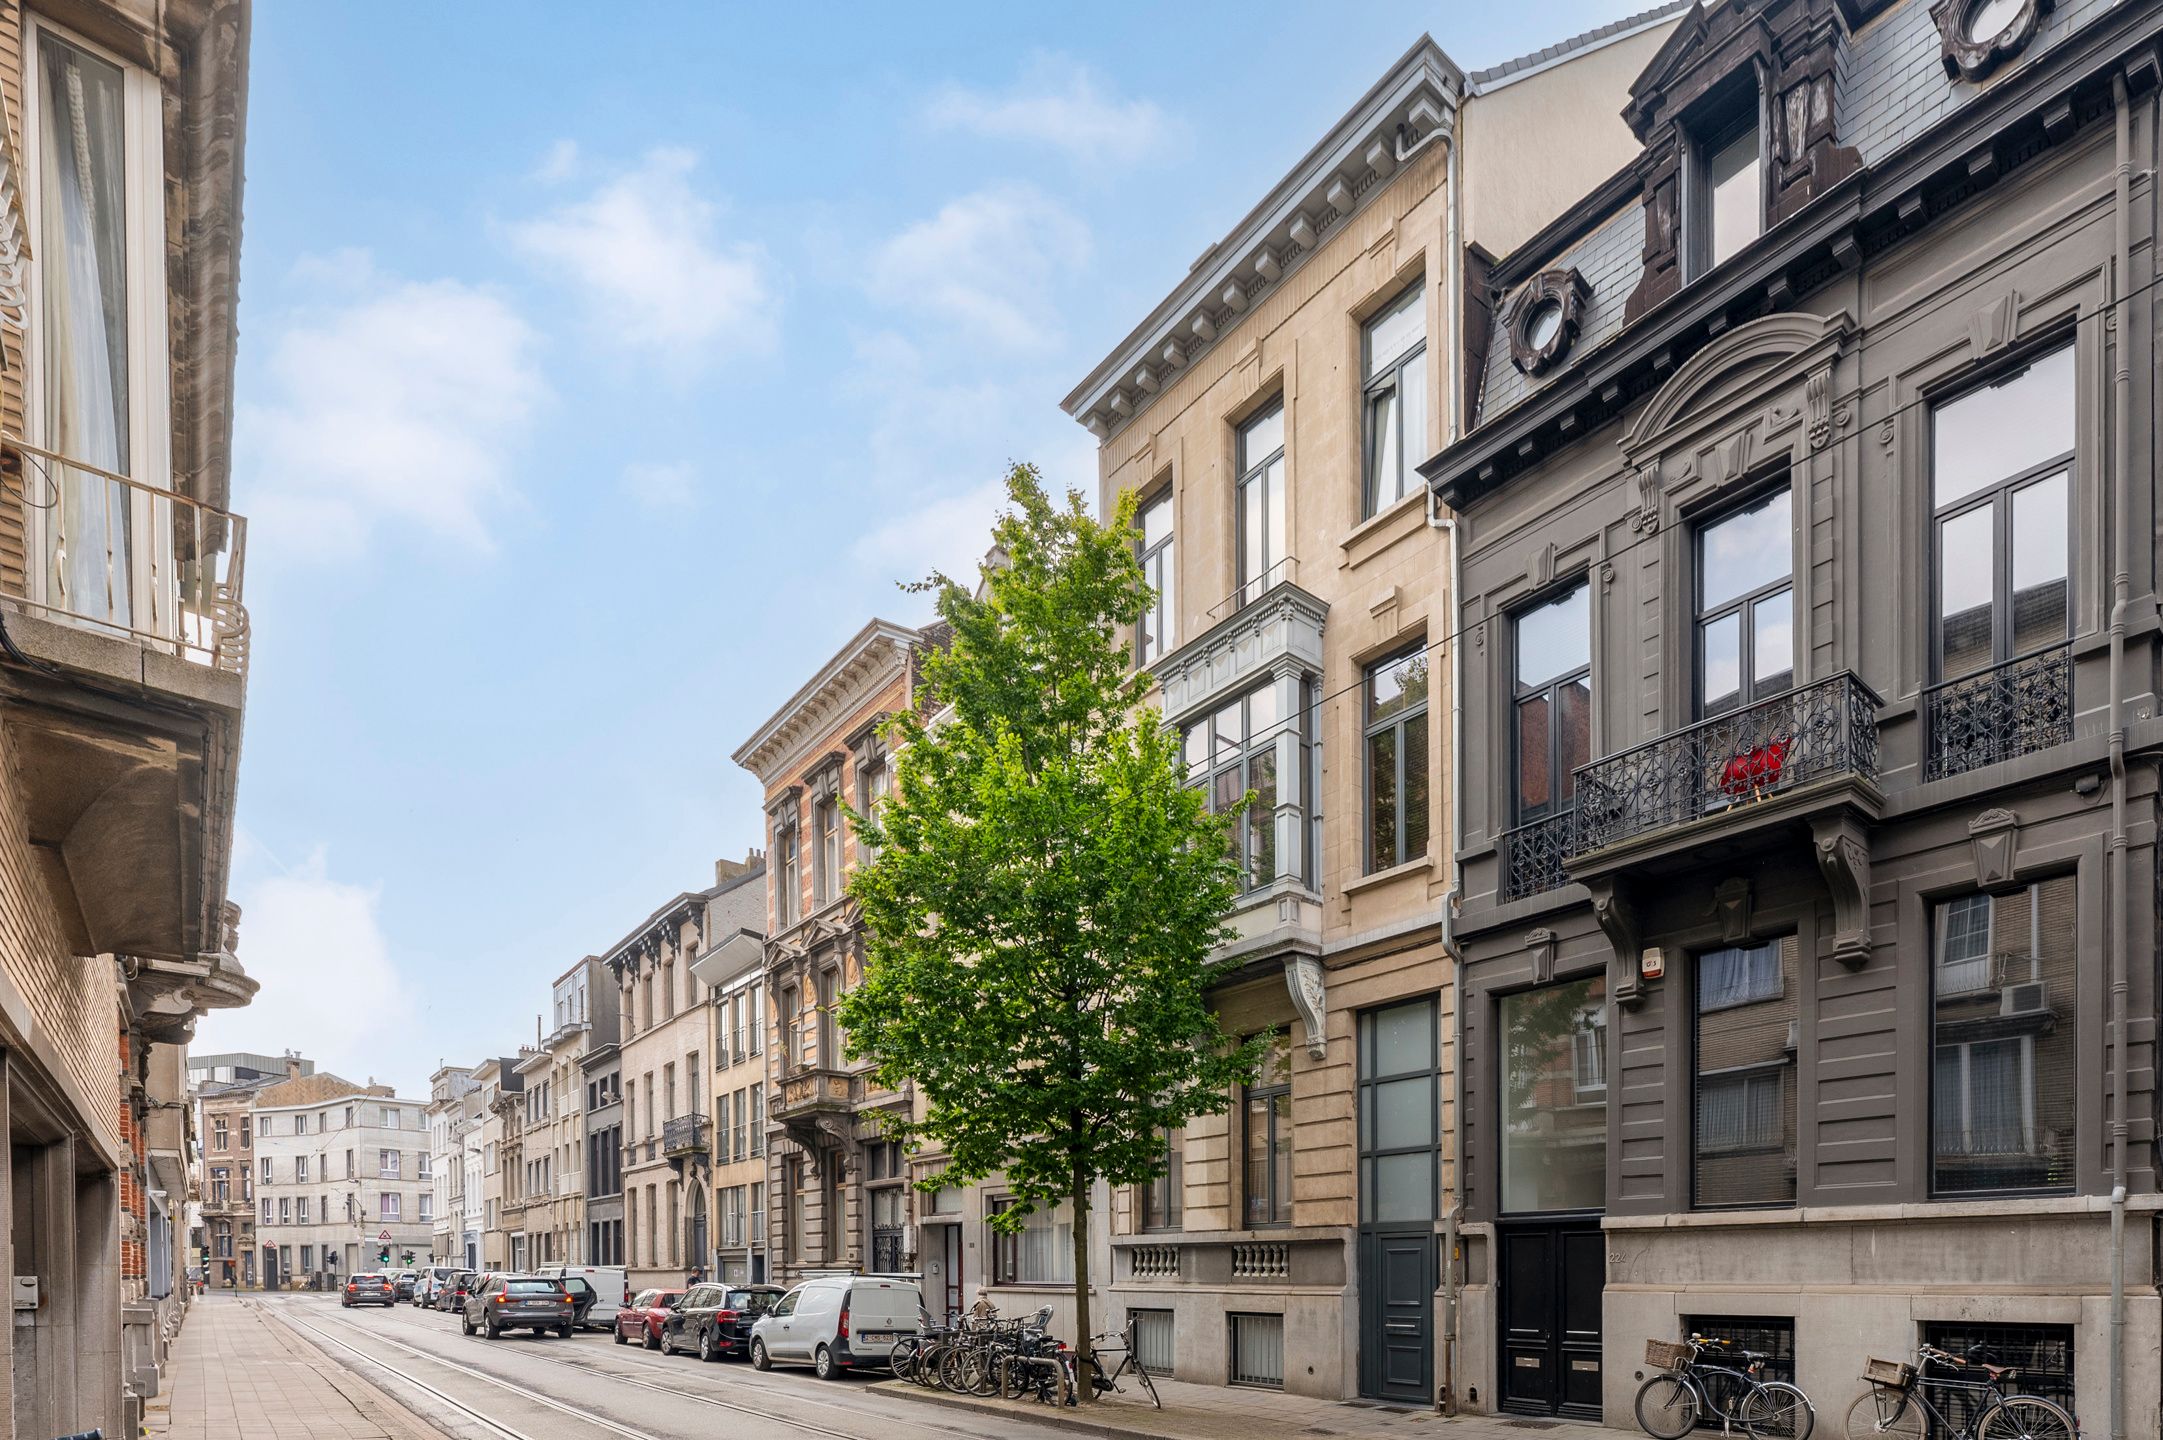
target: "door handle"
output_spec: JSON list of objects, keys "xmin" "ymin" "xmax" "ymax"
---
[{"xmin": 1386, "ymin": 1324, "xmax": 1419, "ymax": 1335}]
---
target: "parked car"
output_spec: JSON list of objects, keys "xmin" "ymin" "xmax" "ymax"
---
[
  {"xmin": 341, "ymin": 1272, "xmax": 397, "ymax": 1308},
  {"xmin": 462, "ymin": 1274, "xmax": 576, "ymax": 1340},
  {"xmin": 660, "ymin": 1283, "xmax": 785, "ymax": 1362},
  {"xmin": 436, "ymin": 1269, "xmax": 478, "ymax": 1312},
  {"xmin": 613, "ymin": 1288, "xmax": 685, "ymax": 1349},
  {"xmin": 536, "ymin": 1265, "xmax": 628, "ymax": 1332},
  {"xmin": 393, "ymin": 1271, "xmax": 419, "ymax": 1301},
  {"xmin": 416, "ymin": 1266, "xmax": 458, "ymax": 1306},
  {"xmin": 749, "ymin": 1275, "xmax": 923, "ymax": 1380}
]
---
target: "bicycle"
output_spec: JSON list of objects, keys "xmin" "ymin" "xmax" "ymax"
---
[
  {"xmin": 1843, "ymin": 1344, "xmax": 2076, "ymax": 1440},
  {"xmin": 1065, "ymin": 1315, "xmax": 1162, "ymax": 1409},
  {"xmin": 1635, "ymin": 1334, "xmax": 1816, "ymax": 1440}
]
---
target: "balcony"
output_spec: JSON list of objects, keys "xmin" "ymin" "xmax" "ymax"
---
[
  {"xmin": 661, "ymin": 1113, "xmax": 709, "ymax": 1160},
  {"xmin": 0, "ymin": 438, "xmax": 250, "ymax": 964},
  {"xmin": 1924, "ymin": 644, "xmax": 2073, "ymax": 782},
  {"xmin": 1568, "ymin": 672, "xmax": 1882, "ymax": 873},
  {"xmin": 771, "ymin": 1065, "xmax": 860, "ymax": 1150},
  {"xmin": 1501, "ymin": 811, "xmax": 1574, "ymax": 902}
]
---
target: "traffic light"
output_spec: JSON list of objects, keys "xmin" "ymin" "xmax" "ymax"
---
[
  {"xmin": 401, "ymin": 1251, "xmax": 416, "ymax": 1266},
  {"xmin": 378, "ymin": 1246, "xmax": 390, "ymax": 1264}
]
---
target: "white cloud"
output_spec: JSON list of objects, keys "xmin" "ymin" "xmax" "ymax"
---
[
  {"xmin": 506, "ymin": 147, "xmax": 775, "ymax": 364},
  {"xmin": 622, "ymin": 460, "xmax": 697, "ymax": 510},
  {"xmin": 924, "ymin": 53, "xmax": 1182, "ymax": 168},
  {"xmin": 535, "ymin": 138, "xmax": 581, "ymax": 184},
  {"xmin": 867, "ymin": 184, "xmax": 1088, "ymax": 353},
  {"xmin": 195, "ymin": 850, "xmax": 412, "ymax": 1089},
  {"xmin": 239, "ymin": 254, "xmax": 544, "ymax": 559}
]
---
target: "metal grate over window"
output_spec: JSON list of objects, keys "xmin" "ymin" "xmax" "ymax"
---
[
  {"xmin": 1919, "ymin": 1321, "xmax": 2074, "ymax": 1430},
  {"xmin": 1129, "ymin": 1308, "xmax": 1174, "ymax": 1375},
  {"xmin": 1229, "ymin": 1312, "xmax": 1284, "ymax": 1388},
  {"xmin": 1685, "ymin": 1314, "xmax": 1796, "ymax": 1430}
]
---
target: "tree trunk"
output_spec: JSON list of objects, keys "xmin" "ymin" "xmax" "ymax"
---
[{"xmin": 1070, "ymin": 1157, "xmax": 1093, "ymax": 1405}]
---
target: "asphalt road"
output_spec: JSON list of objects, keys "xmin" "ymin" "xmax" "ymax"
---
[{"xmin": 257, "ymin": 1292, "xmax": 1080, "ymax": 1440}]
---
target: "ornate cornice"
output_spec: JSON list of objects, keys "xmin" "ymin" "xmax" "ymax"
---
[
  {"xmin": 1061, "ymin": 39, "xmax": 1463, "ymax": 441},
  {"xmin": 1153, "ymin": 582, "xmax": 1328, "ymax": 725},
  {"xmin": 733, "ymin": 620, "xmax": 920, "ymax": 783}
]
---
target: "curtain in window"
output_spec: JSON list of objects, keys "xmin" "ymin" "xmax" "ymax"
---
[
  {"xmin": 1698, "ymin": 944, "xmax": 1781, "ymax": 1008},
  {"xmin": 35, "ymin": 35, "xmax": 132, "ymax": 627}
]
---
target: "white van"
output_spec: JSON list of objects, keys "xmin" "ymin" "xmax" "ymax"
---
[
  {"xmin": 538, "ymin": 1265, "xmax": 630, "ymax": 1332},
  {"xmin": 749, "ymin": 1274, "xmax": 924, "ymax": 1380}
]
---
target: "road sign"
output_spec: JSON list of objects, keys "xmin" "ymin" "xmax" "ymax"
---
[{"xmin": 378, "ymin": 1229, "xmax": 391, "ymax": 1241}]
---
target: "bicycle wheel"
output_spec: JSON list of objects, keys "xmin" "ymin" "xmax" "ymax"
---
[
  {"xmin": 1132, "ymin": 1359, "xmax": 1163, "ymax": 1409},
  {"xmin": 1843, "ymin": 1387, "xmax": 1925, "ymax": 1440},
  {"xmin": 1742, "ymin": 1381, "xmax": 1815, "ymax": 1440},
  {"xmin": 1635, "ymin": 1375, "xmax": 1700, "ymax": 1440},
  {"xmin": 966, "ymin": 1347, "xmax": 1002, "ymax": 1397},
  {"xmin": 889, "ymin": 1338, "xmax": 921, "ymax": 1383},
  {"xmin": 1976, "ymin": 1396, "xmax": 2076, "ymax": 1440},
  {"xmin": 938, "ymin": 1345, "xmax": 970, "ymax": 1392}
]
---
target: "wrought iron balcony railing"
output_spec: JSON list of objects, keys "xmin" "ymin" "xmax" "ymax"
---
[
  {"xmin": 1500, "ymin": 811, "xmax": 1574, "ymax": 901},
  {"xmin": 1573, "ymin": 672, "xmax": 1882, "ymax": 856},
  {"xmin": 661, "ymin": 1113, "xmax": 708, "ymax": 1159},
  {"xmin": 1924, "ymin": 643, "xmax": 2072, "ymax": 782},
  {"xmin": 2, "ymin": 436, "xmax": 249, "ymax": 677}
]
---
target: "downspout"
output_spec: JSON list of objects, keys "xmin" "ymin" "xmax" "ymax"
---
[
  {"xmin": 1430, "ymin": 111, "xmax": 1469, "ymax": 1419},
  {"xmin": 2107, "ymin": 68, "xmax": 2131, "ymax": 1440}
]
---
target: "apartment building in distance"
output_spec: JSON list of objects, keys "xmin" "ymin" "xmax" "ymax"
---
[
  {"xmin": 1424, "ymin": 0, "xmax": 2163, "ymax": 1431},
  {"xmin": 581, "ymin": 1023, "xmax": 626, "ymax": 1268},
  {"xmin": 194, "ymin": 1053, "xmax": 312, "ymax": 1288},
  {"xmin": 516, "ymin": 957, "xmax": 612, "ymax": 1266},
  {"xmin": 427, "ymin": 1064, "xmax": 479, "ymax": 1268},
  {"xmin": 602, "ymin": 855, "xmax": 763, "ymax": 1289},
  {"xmin": 479, "ymin": 1058, "xmax": 525, "ymax": 1271},
  {"xmin": 690, "ymin": 911, "xmax": 767, "ymax": 1284},
  {"xmin": 0, "ymin": 1, "xmax": 259, "ymax": 1434},
  {"xmin": 251, "ymin": 1075, "xmax": 433, "ymax": 1285},
  {"xmin": 1058, "ymin": 15, "xmax": 1670, "ymax": 1405}
]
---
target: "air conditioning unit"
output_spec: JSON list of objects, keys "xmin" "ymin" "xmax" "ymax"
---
[{"xmin": 2001, "ymin": 982, "xmax": 2049, "ymax": 1018}]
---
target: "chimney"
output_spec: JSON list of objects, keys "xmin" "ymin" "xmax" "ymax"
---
[
  {"xmin": 715, "ymin": 850, "xmax": 760, "ymax": 884},
  {"xmin": 284, "ymin": 1055, "xmax": 303, "ymax": 1081}
]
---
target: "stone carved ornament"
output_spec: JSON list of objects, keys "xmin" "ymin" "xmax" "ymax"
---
[
  {"xmin": 1933, "ymin": 0, "xmax": 2056, "ymax": 83},
  {"xmin": 1507, "ymin": 268, "xmax": 1593, "ymax": 377}
]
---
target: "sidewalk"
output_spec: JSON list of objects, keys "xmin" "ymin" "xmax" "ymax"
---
[
  {"xmin": 145, "ymin": 1294, "xmax": 447, "ymax": 1440},
  {"xmin": 876, "ymin": 1372, "xmax": 1641, "ymax": 1440}
]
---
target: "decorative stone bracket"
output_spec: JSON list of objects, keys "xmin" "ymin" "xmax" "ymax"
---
[
  {"xmin": 1284, "ymin": 954, "xmax": 1327, "ymax": 1060},
  {"xmin": 1586, "ymin": 880, "xmax": 1647, "ymax": 1010},
  {"xmin": 1810, "ymin": 813, "xmax": 1873, "ymax": 969}
]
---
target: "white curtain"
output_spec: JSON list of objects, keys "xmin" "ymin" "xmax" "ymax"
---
[{"xmin": 35, "ymin": 35, "xmax": 131, "ymax": 628}]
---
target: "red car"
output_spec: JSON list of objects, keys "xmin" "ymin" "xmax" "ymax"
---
[{"xmin": 614, "ymin": 1288, "xmax": 686, "ymax": 1349}]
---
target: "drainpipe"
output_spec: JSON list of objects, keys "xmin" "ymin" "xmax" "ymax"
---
[{"xmin": 2106, "ymin": 68, "xmax": 2131, "ymax": 1440}]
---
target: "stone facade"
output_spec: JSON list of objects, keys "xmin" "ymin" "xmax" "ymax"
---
[
  {"xmin": 251, "ymin": 1076, "xmax": 432, "ymax": 1284},
  {"xmin": 1426, "ymin": 0, "xmax": 2163, "ymax": 1431}
]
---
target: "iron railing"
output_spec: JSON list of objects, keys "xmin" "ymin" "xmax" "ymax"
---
[
  {"xmin": 1500, "ymin": 811, "xmax": 1575, "ymax": 901},
  {"xmin": 1573, "ymin": 673, "xmax": 1881, "ymax": 855},
  {"xmin": 1923, "ymin": 643, "xmax": 2072, "ymax": 782},
  {"xmin": 661, "ymin": 1113, "xmax": 709, "ymax": 1158},
  {"xmin": 2, "ymin": 435, "xmax": 249, "ymax": 677}
]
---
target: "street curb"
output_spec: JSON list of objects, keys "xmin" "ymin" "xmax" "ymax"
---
[{"xmin": 872, "ymin": 1378, "xmax": 1181, "ymax": 1440}]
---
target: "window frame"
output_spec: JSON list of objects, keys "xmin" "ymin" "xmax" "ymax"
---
[
  {"xmin": 1928, "ymin": 344, "xmax": 2076, "ymax": 684},
  {"xmin": 773, "ymin": 809, "xmax": 801, "ymax": 928},
  {"xmin": 1684, "ymin": 82, "xmax": 1765, "ymax": 281},
  {"xmin": 1241, "ymin": 1035, "xmax": 1292, "ymax": 1229},
  {"xmin": 1510, "ymin": 580, "xmax": 1593, "ymax": 827},
  {"xmin": 1184, "ymin": 686, "xmax": 1292, "ymax": 893},
  {"xmin": 1234, "ymin": 402, "xmax": 1288, "ymax": 608},
  {"xmin": 1694, "ymin": 484, "xmax": 1796, "ymax": 718},
  {"xmin": 1688, "ymin": 937, "xmax": 1798, "ymax": 1209},
  {"xmin": 1362, "ymin": 645, "xmax": 1430, "ymax": 873},
  {"xmin": 1136, "ymin": 485, "xmax": 1177, "ymax": 667},
  {"xmin": 1360, "ymin": 281, "xmax": 1427, "ymax": 519},
  {"xmin": 1139, "ymin": 1128, "xmax": 1183, "ymax": 1233}
]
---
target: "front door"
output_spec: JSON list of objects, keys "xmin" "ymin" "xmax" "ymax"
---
[
  {"xmin": 1359, "ymin": 1230, "xmax": 1434, "ymax": 1401},
  {"xmin": 1499, "ymin": 1221, "xmax": 1604, "ymax": 1418},
  {"xmin": 925, "ymin": 1223, "xmax": 962, "ymax": 1321}
]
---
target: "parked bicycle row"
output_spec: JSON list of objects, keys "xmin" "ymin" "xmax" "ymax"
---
[{"xmin": 1632, "ymin": 1331, "xmax": 2077, "ymax": 1440}]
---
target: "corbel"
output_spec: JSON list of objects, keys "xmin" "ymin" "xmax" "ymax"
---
[
  {"xmin": 1283, "ymin": 954, "xmax": 1328, "ymax": 1061},
  {"xmin": 1586, "ymin": 879, "xmax": 1645, "ymax": 1010},
  {"xmin": 1810, "ymin": 813, "xmax": 1874, "ymax": 970},
  {"xmin": 1712, "ymin": 877, "xmax": 1753, "ymax": 945},
  {"xmin": 1968, "ymin": 807, "xmax": 2020, "ymax": 888}
]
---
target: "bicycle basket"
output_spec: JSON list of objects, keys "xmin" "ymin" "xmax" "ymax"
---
[
  {"xmin": 1645, "ymin": 1339, "xmax": 1693, "ymax": 1370},
  {"xmin": 1864, "ymin": 1358, "xmax": 1915, "ymax": 1389}
]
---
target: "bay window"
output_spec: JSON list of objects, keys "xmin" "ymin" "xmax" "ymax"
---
[{"xmin": 1183, "ymin": 687, "xmax": 1290, "ymax": 891}]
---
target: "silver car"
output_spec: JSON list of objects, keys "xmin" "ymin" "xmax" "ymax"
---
[{"xmin": 461, "ymin": 1274, "xmax": 576, "ymax": 1340}]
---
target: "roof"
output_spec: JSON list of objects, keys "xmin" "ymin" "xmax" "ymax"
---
[
  {"xmin": 1062, "ymin": 36, "xmax": 1465, "ymax": 441},
  {"xmin": 732, "ymin": 618, "xmax": 921, "ymax": 782},
  {"xmin": 251, "ymin": 1073, "xmax": 390, "ymax": 1109},
  {"xmin": 1468, "ymin": 1, "xmax": 1693, "ymax": 90}
]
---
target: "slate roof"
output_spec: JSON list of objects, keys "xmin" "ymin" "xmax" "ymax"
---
[
  {"xmin": 1471, "ymin": 0, "xmax": 2126, "ymax": 431},
  {"xmin": 1469, "ymin": 0, "xmax": 1694, "ymax": 89}
]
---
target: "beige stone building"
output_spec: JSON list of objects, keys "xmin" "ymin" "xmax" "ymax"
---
[
  {"xmin": 473, "ymin": 1057, "xmax": 523, "ymax": 1271},
  {"xmin": 0, "ymin": 1, "xmax": 259, "ymax": 1435},
  {"xmin": 689, "ymin": 906, "xmax": 769, "ymax": 1284},
  {"xmin": 514, "ymin": 957, "xmax": 609, "ymax": 1267},
  {"xmin": 1060, "ymin": 17, "xmax": 1671, "ymax": 1406}
]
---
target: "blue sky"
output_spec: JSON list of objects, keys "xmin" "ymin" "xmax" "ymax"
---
[{"xmin": 195, "ymin": 1, "xmax": 1655, "ymax": 1095}]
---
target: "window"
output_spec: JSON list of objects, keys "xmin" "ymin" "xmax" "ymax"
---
[
  {"xmin": 812, "ymin": 793, "xmax": 841, "ymax": 907},
  {"xmin": 855, "ymin": 753, "xmax": 893, "ymax": 862},
  {"xmin": 260, "ymin": 1157, "xmax": 272, "ymax": 1184},
  {"xmin": 295, "ymin": 1114, "xmax": 308, "ymax": 1134},
  {"xmin": 1690, "ymin": 96, "xmax": 1762, "ymax": 275},
  {"xmin": 1364, "ymin": 648, "xmax": 1430, "ymax": 872},
  {"xmin": 1139, "ymin": 1129, "xmax": 1182, "ymax": 1232},
  {"xmin": 1130, "ymin": 1310, "xmax": 1175, "ymax": 1375},
  {"xmin": 212, "ymin": 1116, "xmax": 228, "ymax": 1150},
  {"xmin": 1696, "ymin": 488, "xmax": 1793, "ymax": 715},
  {"xmin": 379, "ymin": 1150, "xmax": 400, "ymax": 1179},
  {"xmin": 1358, "ymin": 998, "xmax": 1438, "ymax": 1225},
  {"xmin": 420, "ymin": 1193, "xmax": 433, "ymax": 1222},
  {"xmin": 261, "ymin": 1197, "xmax": 272, "ymax": 1225},
  {"xmin": 26, "ymin": 23, "xmax": 171, "ymax": 638},
  {"xmin": 1932, "ymin": 877, "xmax": 2075, "ymax": 1195},
  {"xmin": 1137, "ymin": 487, "xmax": 1176, "ymax": 666},
  {"xmin": 751, "ymin": 986, "xmax": 765, "ymax": 1055},
  {"xmin": 296, "ymin": 1156, "xmax": 309, "ymax": 1183},
  {"xmin": 1184, "ymin": 687, "xmax": 1291, "ymax": 891},
  {"xmin": 1229, "ymin": 1313, "xmax": 1285, "ymax": 1388},
  {"xmin": 989, "ymin": 1198, "xmax": 1074, "ymax": 1284},
  {"xmin": 381, "ymin": 1193, "xmax": 401, "ymax": 1221},
  {"xmin": 1361, "ymin": 282, "xmax": 1427, "ymax": 518},
  {"xmin": 1512, "ymin": 583, "xmax": 1592, "ymax": 826},
  {"xmin": 1243, "ymin": 1036, "xmax": 1291, "ymax": 1228},
  {"xmin": 1920, "ymin": 1322, "xmax": 2074, "ymax": 1418},
  {"xmin": 259, "ymin": 1116, "xmax": 271, "ymax": 1138},
  {"xmin": 240, "ymin": 1117, "xmax": 250, "ymax": 1147},
  {"xmin": 1692, "ymin": 937, "xmax": 1798, "ymax": 1207},
  {"xmin": 1236, "ymin": 404, "xmax": 1288, "ymax": 608},
  {"xmin": 774, "ymin": 811, "xmax": 801, "ymax": 927},
  {"xmin": 1932, "ymin": 345, "xmax": 2073, "ymax": 683},
  {"xmin": 750, "ymin": 1085, "xmax": 764, "ymax": 1157},
  {"xmin": 296, "ymin": 1198, "xmax": 309, "ymax": 1225},
  {"xmin": 1500, "ymin": 976, "xmax": 1607, "ymax": 1212},
  {"xmin": 277, "ymin": 1198, "xmax": 289, "ymax": 1224}
]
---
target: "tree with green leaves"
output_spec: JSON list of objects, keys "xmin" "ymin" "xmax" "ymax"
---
[{"xmin": 841, "ymin": 463, "xmax": 1266, "ymax": 1400}]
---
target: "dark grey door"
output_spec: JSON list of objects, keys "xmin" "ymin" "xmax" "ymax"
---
[
  {"xmin": 1359, "ymin": 1230, "xmax": 1433, "ymax": 1400},
  {"xmin": 1499, "ymin": 1222, "xmax": 1604, "ymax": 1418}
]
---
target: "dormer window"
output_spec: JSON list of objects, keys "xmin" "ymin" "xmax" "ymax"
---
[
  {"xmin": 1694, "ymin": 102, "xmax": 1763, "ymax": 276},
  {"xmin": 1934, "ymin": 0, "xmax": 2055, "ymax": 82}
]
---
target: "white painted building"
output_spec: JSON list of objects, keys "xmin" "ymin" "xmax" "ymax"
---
[{"xmin": 252, "ymin": 1075, "xmax": 434, "ymax": 1286}]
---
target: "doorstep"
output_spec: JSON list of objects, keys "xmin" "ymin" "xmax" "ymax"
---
[{"xmin": 872, "ymin": 1377, "xmax": 1641, "ymax": 1440}]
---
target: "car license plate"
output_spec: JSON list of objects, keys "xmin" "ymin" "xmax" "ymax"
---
[{"xmin": 859, "ymin": 1330, "xmax": 893, "ymax": 1345}]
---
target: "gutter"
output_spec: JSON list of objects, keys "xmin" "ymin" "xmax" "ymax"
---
[{"xmin": 2106, "ymin": 67, "xmax": 2133, "ymax": 1440}]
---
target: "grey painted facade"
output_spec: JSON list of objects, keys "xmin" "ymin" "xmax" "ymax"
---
[{"xmin": 1426, "ymin": 0, "xmax": 2163, "ymax": 1432}]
